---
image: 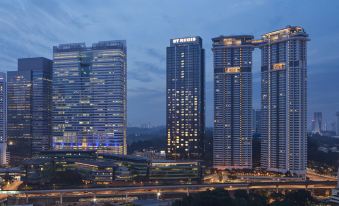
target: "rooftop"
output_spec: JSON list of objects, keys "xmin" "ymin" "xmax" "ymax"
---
[
  {"xmin": 212, "ymin": 35, "xmax": 254, "ymax": 47},
  {"xmin": 53, "ymin": 40, "xmax": 126, "ymax": 52},
  {"xmin": 261, "ymin": 25, "xmax": 308, "ymax": 41}
]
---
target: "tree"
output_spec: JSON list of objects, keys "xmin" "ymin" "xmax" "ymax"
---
[
  {"xmin": 50, "ymin": 170, "xmax": 83, "ymax": 185},
  {"xmin": 172, "ymin": 189, "xmax": 232, "ymax": 206},
  {"xmin": 271, "ymin": 190, "xmax": 317, "ymax": 206},
  {"xmin": 284, "ymin": 190, "xmax": 316, "ymax": 206},
  {"xmin": 172, "ymin": 189, "xmax": 267, "ymax": 206}
]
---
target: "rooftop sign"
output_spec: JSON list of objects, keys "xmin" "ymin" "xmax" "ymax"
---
[
  {"xmin": 225, "ymin": 67, "xmax": 241, "ymax": 73},
  {"xmin": 172, "ymin": 37, "xmax": 197, "ymax": 44}
]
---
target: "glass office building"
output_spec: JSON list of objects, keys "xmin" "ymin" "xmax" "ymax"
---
[
  {"xmin": 212, "ymin": 35, "xmax": 254, "ymax": 169},
  {"xmin": 52, "ymin": 41, "xmax": 127, "ymax": 155},
  {"xmin": 166, "ymin": 37, "xmax": 205, "ymax": 160},
  {"xmin": 7, "ymin": 57, "xmax": 52, "ymax": 165},
  {"xmin": 259, "ymin": 26, "xmax": 309, "ymax": 175}
]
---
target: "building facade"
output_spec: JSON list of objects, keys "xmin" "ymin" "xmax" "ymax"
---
[
  {"xmin": 166, "ymin": 37, "xmax": 205, "ymax": 160},
  {"xmin": 252, "ymin": 109, "xmax": 262, "ymax": 135},
  {"xmin": 7, "ymin": 57, "xmax": 52, "ymax": 165},
  {"xmin": 253, "ymin": 109, "xmax": 262, "ymax": 135},
  {"xmin": 0, "ymin": 73, "xmax": 7, "ymax": 165},
  {"xmin": 149, "ymin": 160, "xmax": 201, "ymax": 182},
  {"xmin": 212, "ymin": 35, "xmax": 254, "ymax": 169},
  {"xmin": 259, "ymin": 26, "xmax": 308, "ymax": 175},
  {"xmin": 52, "ymin": 41, "xmax": 127, "ymax": 155}
]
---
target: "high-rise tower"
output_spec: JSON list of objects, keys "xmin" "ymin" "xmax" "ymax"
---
[
  {"xmin": 259, "ymin": 26, "xmax": 309, "ymax": 175},
  {"xmin": 7, "ymin": 57, "xmax": 52, "ymax": 165},
  {"xmin": 52, "ymin": 41, "xmax": 127, "ymax": 155},
  {"xmin": 166, "ymin": 37, "xmax": 205, "ymax": 160},
  {"xmin": 0, "ymin": 73, "xmax": 7, "ymax": 165},
  {"xmin": 212, "ymin": 35, "xmax": 254, "ymax": 169}
]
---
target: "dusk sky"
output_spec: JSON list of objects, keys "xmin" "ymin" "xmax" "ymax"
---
[{"xmin": 0, "ymin": 0, "xmax": 338, "ymax": 127}]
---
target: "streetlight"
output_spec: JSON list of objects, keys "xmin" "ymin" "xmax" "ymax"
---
[{"xmin": 156, "ymin": 191, "xmax": 161, "ymax": 200}]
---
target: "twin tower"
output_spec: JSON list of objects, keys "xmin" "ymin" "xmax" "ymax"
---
[{"xmin": 166, "ymin": 26, "xmax": 309, "ymax": 175}]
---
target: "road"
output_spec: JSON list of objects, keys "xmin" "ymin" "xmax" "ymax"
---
[
  {"xmin": 204, "ymin": 169, "xmax": 337, "ymax": 183},
  {"xmin": 0, "ymin": 180, "xmax": 22, "ymax": 200},
  {"xmin": 0, "ymin": 180, "xmax": 336, "ymax": 201},
  {"xmin": 306, "ymin": 169, "xmax": 337, "ymax": 181}
]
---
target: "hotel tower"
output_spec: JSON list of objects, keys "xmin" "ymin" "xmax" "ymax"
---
[{"xmin": 166, "ymin": 37, "xmax": 205, "ymax": 160}]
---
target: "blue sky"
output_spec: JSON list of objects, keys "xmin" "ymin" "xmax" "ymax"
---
[{"xmin": 0, "ymin": 0, "xmax": 338, "ymax": 127}]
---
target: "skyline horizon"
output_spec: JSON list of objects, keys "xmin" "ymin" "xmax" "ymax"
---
[{"xmin": 2, "ymin": 30, "xmax": 338, "ymax": 128}]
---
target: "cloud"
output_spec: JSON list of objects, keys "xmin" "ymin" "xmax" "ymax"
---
[
  {"xmin": 128, "ymin": 72, "xmax": 153, "ymax": 83},
  {"xmin": 0, "ymin": 0, "xmax": 338, "ymax": 125},
  {"xmin": 133, "ymin": 61, "xmax": 164, "ymax": 75},
  {"xmin": 145, "ymin": 48, "xmax": 165, "ymax": 62},
  {"xmin": 129, "ymin": 87, "xmax": 164, "ymax": 98}
]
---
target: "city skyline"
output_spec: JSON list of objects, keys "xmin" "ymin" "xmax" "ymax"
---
[
  {"xmin": 0, "ymin": 0, "xmax": 338, "ymax": 126},
  {"xmin": 0, "ymin": 1, "xmax": 338, "ymax": 205}
]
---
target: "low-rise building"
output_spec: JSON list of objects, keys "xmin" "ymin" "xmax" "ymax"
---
[
  {"xmin": 21, "ymin": 150, "xmax": 203, "ymax": 184},
  {"xmin": 70, "ymin": 160, "xmax": 115, "ymax": 184},
  {"xmin": 149, "ymin": 160, "xmax": 201, "ymax": 182}
]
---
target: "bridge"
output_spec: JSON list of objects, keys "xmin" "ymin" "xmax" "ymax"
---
[{"xmin": 0, "ymin": 180, "xmax": 336, "ymax": 204}]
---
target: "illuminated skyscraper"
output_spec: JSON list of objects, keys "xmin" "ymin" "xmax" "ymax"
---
[
  {"xmin": 166, "ymin": 37, "xmax": 205, "ymax": 160},
  {"xmin": 0, "ymin": 73, "xmax": 7, "ymax": 165},
  {"xmin": 212, "ymin": 35, "xmax": 254, "ymax": 169},
  {"xmin": 7, "ymin": 57, "xmax": 52, "ymax": 165},
  {"xmin": 52, "ymin": 41, "xmax": 127, "ymax": 155},
  {"xmin": 259, "ymin": 26, "xmax": 309, "ymax": 175}
]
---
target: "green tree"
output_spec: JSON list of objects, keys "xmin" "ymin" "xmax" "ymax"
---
[
  {"xmin": 50, "ymin": 170, "xmax": 83, "ymax": 185},
  {"xmin": 172, "ymin": 189, "xmax": 267, "ymax": 206},
  {"xmin": 271, "ymin": 190, "xmax": 317, "ymax": 206}
]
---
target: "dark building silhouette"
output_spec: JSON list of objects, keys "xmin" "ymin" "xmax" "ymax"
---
[{"xmin": 7, "ymin": 57, "xmax": 52, "ymax": 165}]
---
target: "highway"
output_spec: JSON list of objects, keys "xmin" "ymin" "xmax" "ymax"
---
[
  {"xmin": 0, "ymin": 180, "xmax": 22, "ymax": 200},
  {"xmin": 0, "ymin": 180, "xmax": 336, "ymax": 201},
  {"xmin": 306, "ymin": 169, "xmax": 337, "ymax": 181}
]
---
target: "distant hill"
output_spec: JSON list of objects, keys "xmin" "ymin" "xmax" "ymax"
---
[
  {"xmin": 127, "ymin": 126, "xmax": 166, "ymax": 144},
  {"xmin": 127, "ymin": 126, "xmax": 213, "ymax": 163}
]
